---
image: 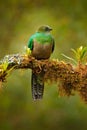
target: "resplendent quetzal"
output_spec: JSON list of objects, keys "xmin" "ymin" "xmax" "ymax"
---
[{"xmin": 28, "ymin": 25, "xmax": 55, "ymax": 100}]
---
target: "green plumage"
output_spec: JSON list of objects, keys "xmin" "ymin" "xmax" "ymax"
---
[
  {"xmin": 28, "ymin": 25, "xmax": 55, "ymax": 100},
  {"xmin": 28, "ymin": 32, "xmax": 54, "ymax": 50}
]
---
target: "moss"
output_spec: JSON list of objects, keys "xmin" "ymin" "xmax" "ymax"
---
[{"xmin": 0, "ymin": 54, "xmax": 87, "ymax": 103}]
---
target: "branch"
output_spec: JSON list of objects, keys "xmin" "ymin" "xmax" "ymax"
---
[{"xmin": 0, "ymin": 53, "xmax": 87, "ymax": 103}]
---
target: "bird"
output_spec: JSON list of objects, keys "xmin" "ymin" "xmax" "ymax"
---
[{"xmin": 28, "ymin": 25, "xmax": 55, "ymax": 100}]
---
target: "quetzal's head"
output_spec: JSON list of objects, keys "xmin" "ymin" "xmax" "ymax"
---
[{"xmin": 37, "ymin": 25, "xmax": 52, "ymax": 33}]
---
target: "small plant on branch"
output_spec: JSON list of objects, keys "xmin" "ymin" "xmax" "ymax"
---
[{"xmin": 62, "ymin": 46, "xmax": 87, "ymax": 65}]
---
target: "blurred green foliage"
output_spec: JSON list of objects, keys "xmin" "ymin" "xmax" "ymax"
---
[{"xmin": 0, "ymin": 0, "xmax": 87, "ymax": 130}]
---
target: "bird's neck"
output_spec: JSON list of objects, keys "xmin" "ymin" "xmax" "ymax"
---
[{"xmin": 37, "ymin": 32, "xmax": 50, "ymax": 35}]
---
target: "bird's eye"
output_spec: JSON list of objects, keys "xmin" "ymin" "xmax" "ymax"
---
[{"xmin": 45, "ymin": 27, "xmax": 49, "ymax": 31}]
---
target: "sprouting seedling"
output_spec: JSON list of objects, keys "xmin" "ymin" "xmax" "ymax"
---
[
  {"xmin": 62, "ymin": 46, "xmax": 87, "ymax": 65},
  {"xmin": 24, "ymin": 46, "xmax": 31, "ymax": 56},
  {"xmin": 2, "ymin": 60, "xmax": 9, "ymax": 72},
  {"xmin": 0, "ymin": 60, "xmax": 9, "ymax": 77},
  {"xmin": 1, "ymin": 59, "xmax": 15, "ymax": 75},
  {"xmin": 71, "ymin": 46, "xmax": 87, "ymax": 64}
]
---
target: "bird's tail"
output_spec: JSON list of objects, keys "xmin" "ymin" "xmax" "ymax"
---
[{"xmin": 31, "ymin": 71, "xmax": 44, "ymax": 100}]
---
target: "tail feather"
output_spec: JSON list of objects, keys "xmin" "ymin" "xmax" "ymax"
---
[{"xmin": 31, "ymin": 71, "xmax": 44, "ymax": 100}]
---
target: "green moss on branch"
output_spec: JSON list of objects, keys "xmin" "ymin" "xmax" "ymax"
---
[{"xmin": 0, "ymin": 53, "xmax": 87, "ymax": 103}]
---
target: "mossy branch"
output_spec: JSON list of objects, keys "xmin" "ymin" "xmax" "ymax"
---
[{"xmin": 0, "ymin": 52, "xmax": 87, "ymax": 103}]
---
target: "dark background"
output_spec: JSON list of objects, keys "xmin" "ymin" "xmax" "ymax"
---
[{"xmin": 0, "ymin": 0, "xmax": 87, "ymax": 130}]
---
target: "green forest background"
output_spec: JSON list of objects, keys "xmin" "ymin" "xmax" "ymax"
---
[{"xmin": 0, "ymin": 0, "xmax": 87, "ymax": 130}]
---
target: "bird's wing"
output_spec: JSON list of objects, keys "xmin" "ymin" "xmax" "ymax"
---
[
  {"xmin": 28, "ymin": 37, "xmax": 34, "ymax": 50},
  {"xmin": 52, "ymin": 38, "xmax": 55, "ymax": 53}
]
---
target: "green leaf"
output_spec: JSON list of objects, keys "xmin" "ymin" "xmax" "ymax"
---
[
  {"xmin": 71, "ymin": 48, "xmax": 77, "ymax": 55},
  {"xmin": 62, "ymin": 46, "xmax": 87, "ymax": 65},
  {"xmin": 80, "ymin": 47, "xmax": 87, "ymax": 60},
  {"xmin": 24, "ymin": 46, "xmax": 31, "ymax": 55},
  {"xmin": 61, "ymin": 53, "xmax": 77, "ymax": 65},
  {"xmin": 2, "ymin": 60, "xmax": 9, "ymax": 71}
]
